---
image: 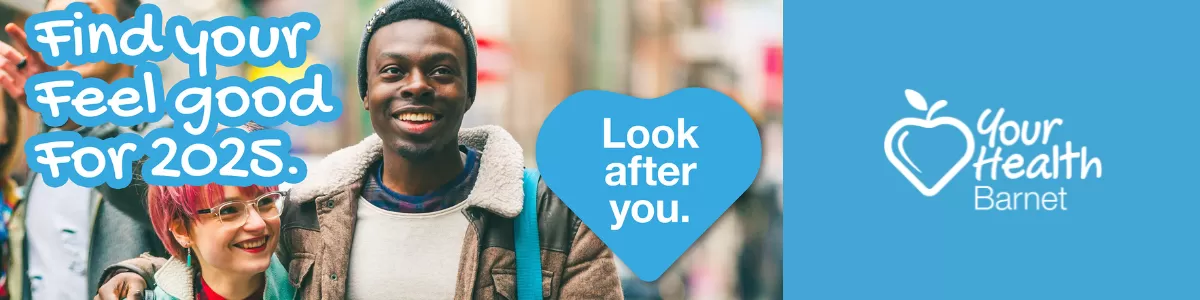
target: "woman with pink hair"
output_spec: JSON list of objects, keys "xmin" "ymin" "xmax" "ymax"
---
[{"xmin": 141, "ymin": 183, "xmax": 294, "ymax": 300}]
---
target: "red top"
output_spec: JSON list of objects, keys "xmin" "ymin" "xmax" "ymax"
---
[{"xmin": 198, "ymin": 277, "xmax": 264, "ymax": 300}]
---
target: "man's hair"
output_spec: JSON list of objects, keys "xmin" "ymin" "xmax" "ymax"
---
[{"xmin": 47, "ymin": 0, "xmax": 141, "ymax": 20}]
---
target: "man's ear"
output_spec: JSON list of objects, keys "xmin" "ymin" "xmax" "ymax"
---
[
  {"xmin": 465, "ymin": 96, "xmax": 474, "ymax": 112},
  {"xmin": 169, "ymin": 218, "xmax": 193, "ymax": 248}
]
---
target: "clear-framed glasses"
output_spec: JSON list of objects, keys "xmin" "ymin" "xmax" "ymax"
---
[{"xmin": 196, "ymin": 191, "xmax": 285, "ymax": 228}]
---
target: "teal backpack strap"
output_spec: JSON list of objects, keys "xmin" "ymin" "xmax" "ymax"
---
[{"xmin": 516, "ymin": 168, "xmax": 543, "ymax": 299}]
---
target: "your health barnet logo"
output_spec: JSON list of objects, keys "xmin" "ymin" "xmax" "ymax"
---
[{"xmin": 884, "ymin": 89, "xmax": 1103, "ymax": 211}]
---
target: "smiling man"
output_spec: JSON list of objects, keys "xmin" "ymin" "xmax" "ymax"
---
[{"xmin": 97, "ymin": 0, "xmax": 623, "ymax": 299}]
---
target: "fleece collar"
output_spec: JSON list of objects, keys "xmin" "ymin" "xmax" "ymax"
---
[
  {"xmin": 153, "ymin": 257, "xmax": 194, "ymax": 299},
  {"xmin": 154, "ymin": 255, "xmax": 293, "ymax": 300},
  {"xmin": 288, "ymin": 125, "xmax": 526, "ymax": 218}
]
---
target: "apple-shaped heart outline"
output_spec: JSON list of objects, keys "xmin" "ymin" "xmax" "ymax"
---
[{"xmin": 884, "ymin": 89, "xmax": 975, "ymax": 197}]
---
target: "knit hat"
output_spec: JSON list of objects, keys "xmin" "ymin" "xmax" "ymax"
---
[{"xmin": 358, "ymin": 0, "xmax": 478, "ymax": 101}]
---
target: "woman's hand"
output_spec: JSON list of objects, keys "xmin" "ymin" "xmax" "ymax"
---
[
  {"xmin": 0, "ymin": 23, "xmax": 57, "ymax": 107},
  {"xmin": 94, "ymin": 272, "xmax": 148, "ymax": 300}
]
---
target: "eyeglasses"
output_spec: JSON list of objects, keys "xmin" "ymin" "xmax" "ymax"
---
[{"xmin": 196, "ymin": 191, "xmax": 285, "ymax": 228}]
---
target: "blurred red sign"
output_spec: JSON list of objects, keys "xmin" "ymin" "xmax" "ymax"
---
[
  {"xmin": 476, "ymin": 37, "xmax": 511, "ymax": 83},
  {"xmin": 764, "ymin": 43, "xmax": 783, "ymax": 111}
]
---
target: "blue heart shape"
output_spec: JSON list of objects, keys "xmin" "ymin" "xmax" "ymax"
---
[{"xmin": 536, "ymin": 88, "xmax": 762, "ymax": 281}]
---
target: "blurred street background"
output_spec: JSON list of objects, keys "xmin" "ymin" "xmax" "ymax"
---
[{"xmin": 0, "ymin": 0, "xmax": 782, "ymax": 299}]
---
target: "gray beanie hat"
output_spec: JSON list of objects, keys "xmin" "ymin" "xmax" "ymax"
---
[{"xmin": 358, "ymin": 0, "xmax": 478, "ymax": 101}]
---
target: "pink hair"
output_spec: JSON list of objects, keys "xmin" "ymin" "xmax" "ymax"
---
[{"xmin": 147, "ymin": 184, "xmax": 279, "ymax": 259}]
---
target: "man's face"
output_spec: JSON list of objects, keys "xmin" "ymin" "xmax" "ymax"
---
[
  {"xmin": 45, "ymin": 0, "xmax": 127, "ymax": 81},
  {"xmin": 364, "ymin": 19, "xmax": 472, "ymax": 159}
]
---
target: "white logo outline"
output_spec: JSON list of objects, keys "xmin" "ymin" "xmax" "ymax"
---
[{"xmin": 884, "ymin": 89, "xmax": 975, "ymax": 197}]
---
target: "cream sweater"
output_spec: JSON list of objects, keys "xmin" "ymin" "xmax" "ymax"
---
[{"xmin": 345, "ymin": 197, "xmax": 471, "ymax": 299}]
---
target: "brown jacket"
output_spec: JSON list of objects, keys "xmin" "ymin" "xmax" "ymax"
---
[{"xmin": 102, "ymin": 126, "xmax": 623, "ymax": 299}]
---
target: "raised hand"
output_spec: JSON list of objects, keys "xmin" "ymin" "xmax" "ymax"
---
[
  {"xmin": 94, "ymin": 272, "xmax": 148, "ymax": 300},
  {"xmin": 0, "ymin": 23, "xmax": 57, "ymax": 106}
]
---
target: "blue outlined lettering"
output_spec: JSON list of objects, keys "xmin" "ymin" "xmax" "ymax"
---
[
  {"xmin": 24, "ymin": 2, "xmax": 168, "ymax": 67},
  {"xmin": 165, "ymin": 64, "xmax": 341, "ymax": 135},
  {"xmin": 21, "ymin": 3, "xmax": 331, "ymax": 188},
  {"xmin": 24, "ymin": 3, "xmax": 319, "ymax": 77},
  {"xmin": 24, "ymin": 129, "xmax": 307, "ymax": 188},
  {"xmin": 23, "ymin": 64, "xmax": 165, "ymax": 128},
  {"xmin": 24, "ymin": 131, "xmax": 146, "ymax": 189},
  {"xmin": 140, "ymin": 128, "xmax": 307, "ymax": 187},
  {"xmin": 162, "ymin": 10, "xmax": 319, "ymax": 77}
]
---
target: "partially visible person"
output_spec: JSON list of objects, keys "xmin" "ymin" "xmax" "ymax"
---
[
  {"xmin": 650, "ymin": 93, "xmax": 782, "ymax": 300},
  {"xmin": 0, "ymin": 0, "xmax": 170, "ymax": 299},
  {"xmin": 124, "ymin": 183, "xmax": 293, "ymax": 300},
  {"xmin": 0, "ymin": 88, "xmax": 24, "ymax": 299}
]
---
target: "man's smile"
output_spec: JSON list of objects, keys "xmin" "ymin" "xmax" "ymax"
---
[{"xmin": 391, "ymin": 106, "xmax": 445, "ymax": 136}]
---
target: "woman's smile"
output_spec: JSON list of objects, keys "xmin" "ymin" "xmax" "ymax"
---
[{"xmin": 233, "ymin": 235, "xmax": 271, "ymax": 253}]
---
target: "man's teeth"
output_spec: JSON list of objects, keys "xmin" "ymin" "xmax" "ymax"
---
[
  {"xmin": 398, "ymin": 112, "xmax": 436, "ymax": 122},
  {"xmin": 235, "ymin": 237, "xmax": 267, "ymax": 249}
]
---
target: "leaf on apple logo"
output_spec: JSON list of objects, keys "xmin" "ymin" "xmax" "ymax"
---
[
  {"xmin": 905, "ymin": 89, "xmax": 928, "ymax": 111},
  {"xmin": 929, "ymin": 100, "xmax": 947, "ymax": 115}
]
